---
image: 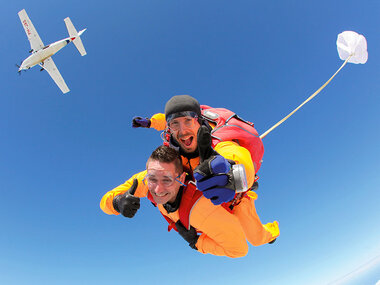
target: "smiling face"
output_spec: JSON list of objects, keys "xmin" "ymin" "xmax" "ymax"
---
[
  {"xmin": 168, "ymin": 116, "xmax": 201, "ymax": 153},
  {"xmin": 146, "ymin": 159, "xmax": 185, "ymax": 204}
]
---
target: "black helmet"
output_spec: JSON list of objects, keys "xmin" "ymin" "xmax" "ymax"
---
[{"xmin": 165, "ymin": 95, "xmax": 201, "ymax": 122}]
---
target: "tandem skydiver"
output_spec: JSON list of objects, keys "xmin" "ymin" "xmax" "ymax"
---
[
  {"xmin": 101, "ymin": 144, "xmax": 277, "ymax": 257},
  {"xmin": 100, "ymin": 95, "xmax": 279, "ymax": 256}
]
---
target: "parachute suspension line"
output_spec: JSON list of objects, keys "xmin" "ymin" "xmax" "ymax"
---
[{"xmin": 259, "ymin": 55, "xmax": 352, "ymax": 139}]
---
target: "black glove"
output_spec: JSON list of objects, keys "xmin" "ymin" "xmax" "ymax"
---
[
  {"xmin": 175, "ymin": 220, "xmax": 199, "ymax": 250},
  {"xmin": 132, "ymin": 117, "xmax": 151, "ymax": 128},
  {"xmin": 197, "ymin": 125, "xmax": 218, "ymax": 164},
  {"xmin": 193, "ymin": 126, "xmax": 236, "ymax": 205},
  {"xmin": 113, "ymin": 179, "xmax": 140, "ymax": 218}
]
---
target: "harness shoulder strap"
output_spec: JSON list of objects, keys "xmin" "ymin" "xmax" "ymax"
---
[{"xmin": 178, "ymin": 181, "xmax": 203, "ymax": 230}]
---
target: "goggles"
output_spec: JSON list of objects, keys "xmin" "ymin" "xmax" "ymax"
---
[
  {"xmin": 166, "ymin": 111, "xmax": 198, "ymax": 131},
  {"xmin": 143, "ymin": 174, "xmax": 186, "ymax": 188},
  {"xmin": 166, "ymin": 111, "xmax": 198, "ymax": 123}
]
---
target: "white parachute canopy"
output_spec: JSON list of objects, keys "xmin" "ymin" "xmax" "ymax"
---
[
  {"xmin": 260, "ymin": 31, "xmax": 368, "ymax": 139},
  {"xmin": 337, "ymin": 31, "xmax": 368, "ymax": 64}
]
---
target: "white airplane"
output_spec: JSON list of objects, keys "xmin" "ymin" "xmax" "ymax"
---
[{"xmin": 17, "ymin": 9, "xmax": 87, "ymax": 94}]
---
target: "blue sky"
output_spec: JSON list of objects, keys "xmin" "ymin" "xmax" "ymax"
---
[{"xmin": 1, "ymin": 1, "xmax": 379, "ymax": 284}]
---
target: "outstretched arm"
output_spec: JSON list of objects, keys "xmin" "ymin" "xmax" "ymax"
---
[{"xmin": 132, "ymin": 113, "xmax": 166, "ymax": 131}]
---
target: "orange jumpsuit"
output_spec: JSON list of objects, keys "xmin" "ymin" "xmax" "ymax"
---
[
  {"xmin": 100, "ymin": 171, "xmax": 248, "ymax": 258},
  {"xmin": 101, "ymin": 176, "xmax": 278, "ymax": 257}
]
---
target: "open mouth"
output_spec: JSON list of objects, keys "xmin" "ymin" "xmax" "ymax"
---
[{"xmin": 180, "ymin": 136, "xmax": 193, "ymax": 147}]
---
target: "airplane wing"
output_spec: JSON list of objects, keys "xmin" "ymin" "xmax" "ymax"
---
[
  {"xmin": 18, "ymin": 9, "xmax": 44, "ymax": 51},
  {"xmin": 40, "ymin": 58, "xmax": 70, "ymax": 94}
]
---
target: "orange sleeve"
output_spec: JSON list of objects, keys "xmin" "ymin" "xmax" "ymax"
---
[
  {"xmin": 150, "ymin": 113, "xmax": 166, "ymax": 131},
  {"xmin": 158, "ymin": 198, "xmax": 248, "ymax": 258},
  {"xmin": 214, "ymin": 141, "xmax": 255, "ymax": 188},
  {"xmin": 189, "ymin": 198, "xmax": 248, "ymax": 258},
  {"xmin": 100, "ymin": 170, "xmax": 148, "ymax": 215}
]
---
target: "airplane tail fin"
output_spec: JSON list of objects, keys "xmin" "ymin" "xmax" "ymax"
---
[{"xmin": 64, "ymin": 17, "xmax": 87, "ymax": 56}]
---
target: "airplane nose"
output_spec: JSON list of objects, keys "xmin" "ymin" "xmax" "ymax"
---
[{"xmin": 16, "ymin": 62, "xmax": 23, "ymax": 72}]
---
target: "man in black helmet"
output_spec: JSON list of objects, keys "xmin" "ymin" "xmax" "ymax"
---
[
  {"xmin": 132, "ymin": 95, "xmax": 256, "ymax": 204},
  {"xmin": 163, "ymin": 95, "xmax": 203, "ymax": 155}
]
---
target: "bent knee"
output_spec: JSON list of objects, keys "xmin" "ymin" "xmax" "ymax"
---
[
  {"xmin": 248, "ymin": 230, "xmax": 272, "ymax": 246},
  {"xmin": 225, "ymin": 242, "xmax": 249, "ymax": 258}
]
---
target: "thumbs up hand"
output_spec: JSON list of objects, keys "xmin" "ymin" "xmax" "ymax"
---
[
  {"xmin": 194, "ymin": 126, "xmax": 236, "ymax": 205},
  {"xmin": 113, "ymin": 179, "xmax": 140, "ymax": 218}
]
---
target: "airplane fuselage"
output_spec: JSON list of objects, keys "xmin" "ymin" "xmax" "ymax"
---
[
  {"xmin": 18, "ymin": 9, "xmax": 87, "ymax": 94},
  {"xmin": 19, "ymin": 37, "xmax": 74, "ymax": 70}
]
